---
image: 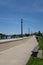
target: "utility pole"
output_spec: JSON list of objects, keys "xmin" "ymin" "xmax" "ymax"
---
[{"xmin": 21, "ymin": 19, "xmax": 23, "ymax": 37}]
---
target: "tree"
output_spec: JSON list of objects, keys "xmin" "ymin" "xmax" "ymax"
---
[
  {"xmin": 37, "ymin": 31, "xmax": 42, "ymax": 36},
  {"xmin": 0, "ymin": 33, "xmax": 7, "ymax": 39}
]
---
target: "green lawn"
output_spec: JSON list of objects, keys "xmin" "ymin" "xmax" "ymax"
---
[
  {"xmin": 26, "ymin": 57, "xmax": 43, "ymax": 65},
  {"xmin": 26, "ymin": 36, "xmax": 43, "ymax": 65},
  {"xmin": 38, "ymin": 37, "xmax": 43, "ymax": 50}
]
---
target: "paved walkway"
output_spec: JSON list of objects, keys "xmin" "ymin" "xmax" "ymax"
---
[
  {"xmin": 0, "ymin": 36, "xmax": 38, "ymax": 65},
  {"xmin": 0, "ymin": 37, "xmax": 31, "ymax": 52}
]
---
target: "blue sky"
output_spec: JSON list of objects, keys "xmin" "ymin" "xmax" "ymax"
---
[{"xmin": 0, "ymin": 0, "xmax": 43, "ymax": 34}]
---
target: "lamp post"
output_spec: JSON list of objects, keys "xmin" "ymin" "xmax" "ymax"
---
[{"xmin": 21, "ymin": 19, "xmax": 23, "ymax": 37}]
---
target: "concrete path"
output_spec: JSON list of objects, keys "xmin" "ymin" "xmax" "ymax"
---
[
  {"xmin": 0, "ymin": 37, "xmax": 31, "ymax": 52},
  {"xmin": 0, "ymin": 36, "xmax": 38, "ymax": 65}
]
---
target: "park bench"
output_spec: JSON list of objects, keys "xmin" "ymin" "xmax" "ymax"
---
[{"xmin": 31, "ymin": 45, "xmax": 39, "ymax": 57}]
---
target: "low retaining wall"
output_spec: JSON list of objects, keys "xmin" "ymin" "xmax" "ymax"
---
[{"xmin": 0, "ymin": 37, "xmax": 28, "ymax": 44}]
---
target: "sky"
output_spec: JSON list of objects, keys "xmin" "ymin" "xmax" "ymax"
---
[{"xmin": 0, "ymin": 0, "xmax": 43, "ymax": 34}]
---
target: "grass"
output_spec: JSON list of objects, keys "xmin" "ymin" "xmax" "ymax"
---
[
  {"xmin": 26, "ymin": 36, "xmax": 43, "ymax": 65},
  {"xmin": 37, "ymin": 36, "xmax": 43, "ymax": 58},
  {"xmin": 38, "ymin": 36, "xmax": 43, "ymax": 50},
  {"xmin": 26, "ymin": 57, "xmax": 43, "ymax": 65}
]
